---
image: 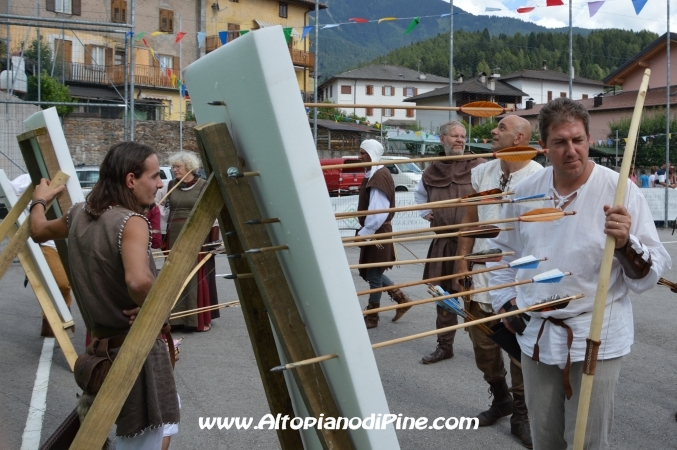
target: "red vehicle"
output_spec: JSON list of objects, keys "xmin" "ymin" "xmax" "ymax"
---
[{"xmin": 320, "ymin": 158, "xmax": 366, "ymax": 196}]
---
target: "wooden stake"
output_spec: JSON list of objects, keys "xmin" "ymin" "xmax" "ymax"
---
[
  {"xmin": 572, "ymin": 68, "xmax": 651, "ymax": 450},
  {"xmin": 273, "ymin": 294, "xmax": 585, "ymax": 371}
]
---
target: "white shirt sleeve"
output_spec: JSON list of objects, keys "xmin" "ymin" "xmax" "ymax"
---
[
  {"xmin": 487, "ymin": 200, "xmax": 522, "ymax": 312},
  {"xmin": 358, "ymin": 187, "xmax": 391, "ymax": 236},
  {"xmin": 414, "ymin": 179, "xmax": 430, "ymax": 219}
]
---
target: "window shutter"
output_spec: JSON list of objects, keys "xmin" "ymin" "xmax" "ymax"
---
[
  {"xmin": 382, "ymin": 108, "xmax": 385, "ymax": 116},
  {"xmin": 173, "ymin": 56, "xmax": 180, "ymax": 70},
  {"xmin": 402, "ymin": 87, "xmax": 406, "ymax": 96},
  {"xmin": 414, "ymin": 87, "xmax": 418, "ymax": 96},
  {"xmin": 168, "ymin": 10, "xmax": 174, "ymax": 32},
  {"xmin": 72, "ymin": 0, "xmax": 81, "ymax": 15},
  {"xmin": 391, "ymin": 86, "xmax": 395, "ymax": 96},
  {"xmin": 105, "ymin": 47, "xmax": 114, "ymax": 66},
  {"xmin": 382, "ymin": 86, "xmax": 385, "ymax": 96},
  {"xmin": 46, "ymin": 0, "xmax": 55, "ymax": 12},
  {"xmin": 84, "ymin": 44, "xmax": 93, "ymax": 65}
]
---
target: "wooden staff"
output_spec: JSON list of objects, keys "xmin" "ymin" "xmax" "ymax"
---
[
  {"xmin": 336, "ymin": 195, "xmax": 550, "ymax": 219},
  {"xmin": 364, "ymin": 270, "xmax": 572, "ymax": 315},
  {"xmin": 156, "ymin": 170, "xmax": 194, "ymax": 206},
  {"xmin": 357, "ymin": 258, "xmax": 546, "ymax": 296},
  {"xmin": 344, "ymin": 208, "xmax": 575, "ymax": 242},
  {"xmin": 170, "ymin": 300, "xmax": 240, "ymax": 319},
  {"xmin": 344, "ymin": 226, "xmax": 513, "ymax": 248},
  {"xmin": 272, "ymin": 294, "xmax": 585, "ymax": 372},
  {"xmin": 304, "ymin": 100, "xmax": 509, "ymax": 116},
  {"xmin": 171, "ymin": 253, "xmax": 213, "ymax": 309},
  {"xmin": 349, "ymin": 251, "xmax": 515, "ymax": 270},
  {"xmin": 572, "ymin": 69, "xmax": 651, "ymax": 450},
  {"xmin": 657, "ymin": 277, "xmax": 677, "ymax": 290},
  {"xmin": 322, "ymin": 146, "xmax": 545, "ymax": 171}
]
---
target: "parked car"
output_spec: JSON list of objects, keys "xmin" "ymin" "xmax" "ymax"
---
[
  {"xmin": 320, "ymin": 158, "xmax": 365, "ymax": 196},
  {"xmin": 380, "ymin": 156, "xmax": 423, "ymax": 191},
  {"xmin": 75, "ymin": 165, "xmax": 172, "ymax": 195}
]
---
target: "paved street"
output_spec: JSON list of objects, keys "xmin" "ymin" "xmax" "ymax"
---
[{"xmin": 1, "ymin": 230, "xmax": 677, "ymax": 449}]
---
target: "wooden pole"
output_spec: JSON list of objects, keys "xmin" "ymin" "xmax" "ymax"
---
[
  {"xmin": 275, "ymin": 294, "xmax": 585, "ymax": 371},
  {"xmin": 170, "ymin": 300, "xmax": 240, "ymax": 319},
  {"xmin": 572, "ymin": 68, "xmax": 651, "ymax": 450},
  {"xmin": 0, "ymin": 183, "xmax": 33, "ymax": 242}
]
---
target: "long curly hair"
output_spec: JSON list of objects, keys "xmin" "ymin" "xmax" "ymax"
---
[{"xmin": 86, "ymin": 142, "xmax": 156, "ymax": 218}]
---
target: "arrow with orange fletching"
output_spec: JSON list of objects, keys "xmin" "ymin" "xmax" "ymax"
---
[
  {"xmin": 321, "ymin": 145, "xmax": 546, "ymax": 171},
  {"xmin": 304, "ymin": 100, "xmax": 509, "ymax": 117}
]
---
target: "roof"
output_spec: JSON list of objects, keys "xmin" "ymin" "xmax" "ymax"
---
[
  {"xmin": 383, "ymin": 119, "xmax": 417, "ymax": 127},
  {"xmin": 499, "ymin": 69, "xmax": 605, "ymax": 87},
  {"xmin": 604, "ymin": 32, "xmax": 677, "ymax": 86},
  {"xmin": 502, "ymin": 86, "xmax": 677, "ymax": 118},
  {"xmin": 309, "ymin": 118, "xmax": 379, "ymax": 133},
  {"xmin": 404, "ymin": 78, "xmax": 527, "ymax": 102},
  {"xmin": 286, "ymin": 0, "xmax": 327, "ymax": 9},
  {"xmin": 323, "ymin": 65, "xmax": 448, "ymax": 87},
  {"xmin": 255, "ymin": 19, "xmax": 300, "ymax": 37}
]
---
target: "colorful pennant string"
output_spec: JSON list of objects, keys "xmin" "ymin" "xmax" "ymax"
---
[{"xmin": 404, "ymin": 17, "xmax": 420, "ymax": 35}]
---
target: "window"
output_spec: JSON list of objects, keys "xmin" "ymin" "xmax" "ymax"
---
[
  {"xmin": 547, "ymin": 91, "xmax": 553, "ymax": 102},
  {"xmin": 365, "ymin": 85, "xmax": 374, "ymax": 95},
  {"xmin": 47, "ymin": 0, "xmax": 80, "ymax": 15},
  {"xmin": 382, "ymin": 108, "xmax": 393, "ymax": 117},
  {"xmin": 111, "ymin": 0, "xmax": 127, "ymax": 23},
  {"xmin": 84, "ymin": 45, "xmax": 106, "ymax": 69},
  {"xmin": 403, "ymin": 86, "xmax": 417, "ymax": 97},
  {"xmin": 560, "ymin": 92, "xmax": 567, "ymax": 98},
  {"xmin": 366, "ymin": 107, "xmax": 373, "ymax": 116},
  {"xmin": 159, "ymin": 9, "xmax": 174, "ymax": 33},
  {"xmin": 340, "ymin": 85, "xmax": 352, "ymax": 95},
  {"xmin": 115, "ymin": 50, "xmax": 125, "ymax": 65},
  {"xmin": 382, "ymin": 86, "xmax": 395, "ymax": 96},
  {"xmin": 230, "ymin": 0, "xmax": 239, "ymax": 2},
  {"xmin": 158, "ymin": 54, "xmax": 173, "ymax": 70},
  {"xmin": 329, "ymin": 86, "xmax": 332, "ymax": 97},
  {"xmin": 279, "ymin": 2, "xmax": 288, "ymax": 18},
  {"xmin": 582, "ymin": 94, "xmax": 589, "ymax": 100},
  {"xmin": 406, "ymin": 108, "xmax": 414, "ymax": 118},
  {"xmin": 227, "ymin": 23, "xmax": 240, "ymax": 42}
]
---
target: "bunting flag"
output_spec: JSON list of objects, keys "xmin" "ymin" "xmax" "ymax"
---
[
  {"xmin": 218, "ymin": 31, "xmax": 228, "ymax": 45},
  {"xmin": 598, "ymin": 140, "xmax": 603, "ymax": 146},
  {"xmin": 378, "ymin": 17, "xmax": 398, "ymax": 23},
  {"xmin": 167, "ymin": 68, "xmax": 172, "ymax": 78},
  {"xmin": 404, "ymin": 17, "xmax": 420, "ymax": 34},
  {"xmin": 175, "ymin": 31, "xmax": 186, "ymax": 43},
  {"xmin": 474, "ymin": 138, "xmax": 479, "ymax": 142},
  {"xmin": 349, "ymin": 18, "xmax": 369, "ymax": 23},
  {"xmin": 546, "ymin": 0, "xmax": 564, "ymax": 5},
  {"xmin": 587, "ymin": 1, "xmax": 604, "ymax": 16},
  {"xmin": 301, "ymin": 25, "xmax": 313, "ymax": 41},
  {"xmin": 517, "ymin": 6, "xmax": 535, "ymax": 13},
  {"xmin": 142, "ymin": 38, "xmax": 148, "ymax": 47},
  {"xmin": 485, "ymin": 7, "xmax": 502, "ymax": 11},
  {"xmin": 134, "ymin": 31, "xmax": 146, "ymax": 41},
  {"xmin": 125, "ymin": 31, "xmax": 134, "ymax": 39},
  {"xmin": 171, "ymin": 73, "xmax": 177, "ymax": 88},
  {"xmin": 283, "ymin": 27, "xmax": 293, "ymax": 43},
  {"xmin": 197, "ymin": 31, "xmax": 206, "ymax": 48},
  {"xmin": 323, "ymin": 24, "xmax": 341, "ymax": 29},
  {"xmin": 607, "ymin": 139, "xmax": 612, "ymax": 145},
  {"xmin": 149, "ymin": 47, "xmax": 158, "ymax": 61},
  {"xmin": 181, "ymin": 84, "xmax": 188, "ymax": 98},
  {"xmin": 631, "ymin": 0, "xmax": 648, "ymax": 14},
  {"xmin": 240, "ymin": 30, "xmax": 249, "ymax": 36},
  {"xmin": 642, "ymin": 136, "xmax": 647, "ymax": 142},
  {"xmin": 151, "ymin": 31, "xmax": 167, "ymax": 36}
]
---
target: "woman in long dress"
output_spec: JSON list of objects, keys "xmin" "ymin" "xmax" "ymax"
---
[{"xmin": 162, "ymin": 151, "xmax": 219, "ymax": 331}]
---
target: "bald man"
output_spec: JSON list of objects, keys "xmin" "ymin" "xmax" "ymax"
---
[{"xmin": 454, "ymin": 115, "xmax": 542, "ymax": 448}]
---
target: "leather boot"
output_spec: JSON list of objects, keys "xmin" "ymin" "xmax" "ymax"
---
[
  {"xmin": 388, "ymin": 288, "xmax": 412, "ymax": 322},
  {"xmin": 421, "ymin": 346, "xmax": 453, "ymax": 364},
  {"xmin": 477, "ymin": 379, "xmax": 513, "ymax": 426},
  {"xmin": 511, "ymin": 394, "xmax": 533, "ymax": 448},
  {"xmin": 40, "ymin": 318, "xmax": 54, "ymax": 338},
  {"xmin": 364, "ymin": 303, "xmax": 380, "ymax": 329}
]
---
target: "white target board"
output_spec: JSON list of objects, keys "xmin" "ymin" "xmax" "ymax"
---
[{"xmin": 184, "ymin": 26, "xmax": 399, "ymax": 449}]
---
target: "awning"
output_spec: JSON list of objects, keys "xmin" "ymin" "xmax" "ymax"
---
[
  {"xmin": 68, "ymin": 85, "xmax": 124, "ymax": 101},
  {"xmin": 254, "ymin": 19, "xmax": 301, "ymax": 37}
]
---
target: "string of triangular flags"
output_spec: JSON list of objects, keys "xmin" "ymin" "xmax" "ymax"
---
[
  {"xmin": 596, "ymin": 133, "xmax": 673, "ymax": 146},
  {"xmin": 489, "ymin": 0, "xmax": 649, "ymax": 17}
]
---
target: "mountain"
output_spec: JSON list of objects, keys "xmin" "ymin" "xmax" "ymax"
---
[{"xmin": 311, "ymin": 0, "xmax": 593, "ymax": 81}]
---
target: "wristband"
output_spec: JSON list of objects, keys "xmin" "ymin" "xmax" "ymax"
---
[{"xmin": 29, "ymin": 198, "xmax": 47, "ymax": 213}]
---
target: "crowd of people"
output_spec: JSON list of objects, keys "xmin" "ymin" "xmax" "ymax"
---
[{"xmin": 21, "ymin": 97, "xmax": 672, "ymax": 450}]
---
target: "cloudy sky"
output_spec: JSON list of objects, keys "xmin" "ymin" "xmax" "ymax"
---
[{"xmin": 447, "ymin": 0, "xmax": 672, "ymax": 34}]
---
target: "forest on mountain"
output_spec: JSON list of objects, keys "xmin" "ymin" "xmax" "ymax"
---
[
  {"xmin": 368, "ymin": 28, "xmax": 658, "ymax": 81},
  {"xmin": 314, "ymin": 0, "xmax": 593, "ymax": 80}
]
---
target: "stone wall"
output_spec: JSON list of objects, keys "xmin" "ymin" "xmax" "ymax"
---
[{"xmin": 63, "ymin": 118, "xmax": 198, "ymax": 166}]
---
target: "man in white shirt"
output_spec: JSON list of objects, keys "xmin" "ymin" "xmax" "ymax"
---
[
  {"xmin": 455, "ymin": 115, "xmax": 542, "ymax": 448},
  {"xmin": 356, "ymin": 139, "xmax": 412, "ymax": 328},
  {"xmin": 488, "ymin": 98, "xmax": 670, "ymax": 449}
]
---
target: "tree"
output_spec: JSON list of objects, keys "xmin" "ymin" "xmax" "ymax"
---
[
  {"xmin": 608, "ymin": 109, "xmax": 677, "ymax": 168},
  {"xmin": 23, "ymin": 36, "xmax": 60, "ymax": 78},
  {"xmin": 26, "ymin": 73, "xmax": 74, "ymax": 116}
]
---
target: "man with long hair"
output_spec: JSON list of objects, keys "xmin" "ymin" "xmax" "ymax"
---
[{"xmin": 30, "ymin": 142, "xmax": 179, "ymax": 449}]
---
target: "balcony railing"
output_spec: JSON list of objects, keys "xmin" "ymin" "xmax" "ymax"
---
[{"xmin": 60, "ymin": 62, "xmax": 176, "ymax": 89}]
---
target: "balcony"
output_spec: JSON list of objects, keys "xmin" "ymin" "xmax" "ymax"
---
[
  {"xmin": 205, "ymin": 35, "xmax": 314, "ymax": 70},
  {"xmin": 60, "ymin": 62, "xmax": 175, "ymax": 89}
]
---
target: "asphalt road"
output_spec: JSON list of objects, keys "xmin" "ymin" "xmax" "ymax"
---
[{"xmin": 2, "ymin": 230, "xmax": 677, "ymax": 450}]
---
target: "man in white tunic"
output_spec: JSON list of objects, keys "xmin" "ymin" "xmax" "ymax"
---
[
  {"xmin": 455, "ymin": 115, "xmax": 542, "ymax": 448},
  {"xmin": 488, "ymin": 98, "xmax": 670, "ymax": 449}
]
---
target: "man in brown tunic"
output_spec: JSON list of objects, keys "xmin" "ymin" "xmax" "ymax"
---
[
  {"xmin": 30, "ymin": 142, "xmax": 179, "ymax": 448},
  {"xmin": 414, "ymin": 121, "xmax": 485, "ymax": 363},
  {"xmin": 356, "ymin": 139, "xmax": 412, "ymax": 328}
]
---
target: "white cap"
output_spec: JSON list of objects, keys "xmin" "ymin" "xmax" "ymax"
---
[{"xmin": 360, "ymin": 139, "xmax": 383, "ymax": 163}]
